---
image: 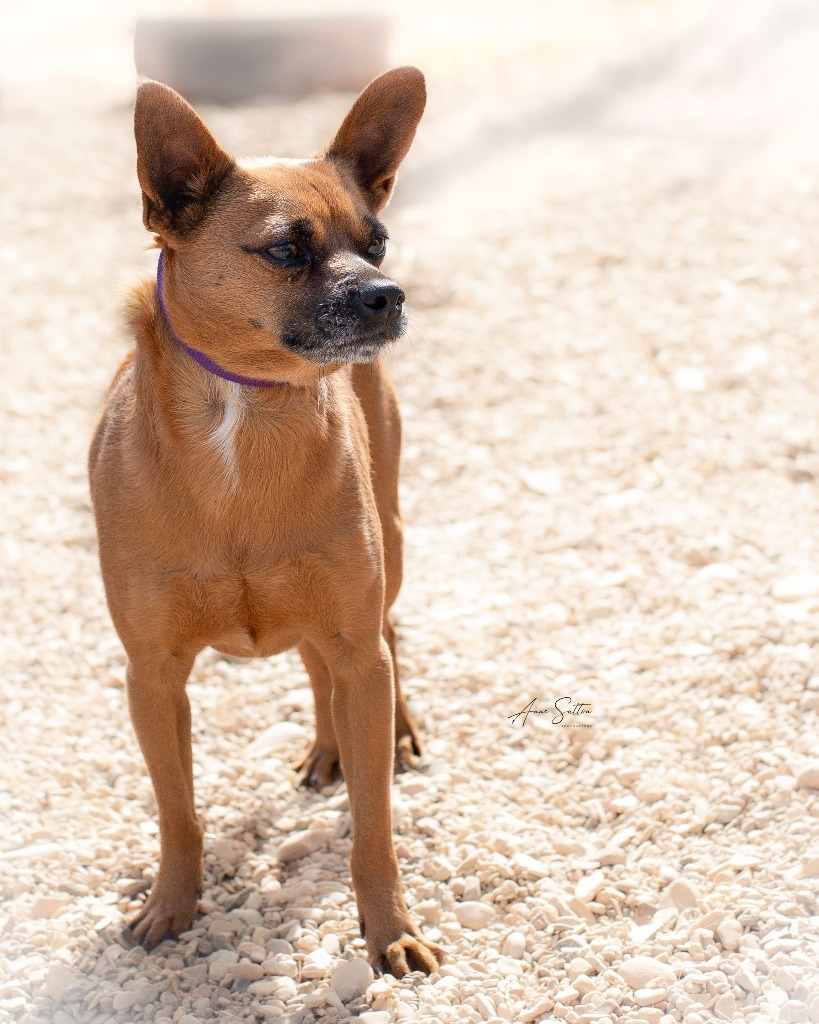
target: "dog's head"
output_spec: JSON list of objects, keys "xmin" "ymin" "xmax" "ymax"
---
[{"xmin": 134, "ymin": 68, "xmax": 426, "ymax": 383}]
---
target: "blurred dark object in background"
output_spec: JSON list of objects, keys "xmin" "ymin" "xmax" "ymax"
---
[{"xmin": 134, "ymin": 16, "xmax": 393, "ymax": 103}]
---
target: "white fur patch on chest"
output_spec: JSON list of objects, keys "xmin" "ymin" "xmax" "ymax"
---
[{"xmin": 209, "ymin": 381, "xmax": 245, "ymax": 484}]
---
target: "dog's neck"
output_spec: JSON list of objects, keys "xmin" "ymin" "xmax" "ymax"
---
[
  {"xmin": 129, "ymin": 274, "xmax": 336, "ymax": 498},
  {"xmin": 156, "ymin": 251, "xmax": 289, "ymax": 390}
]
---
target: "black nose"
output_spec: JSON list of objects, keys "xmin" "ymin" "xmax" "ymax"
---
[{"xmin": 355, "ymin": 279, "xmax": 405, "ymax": 319}]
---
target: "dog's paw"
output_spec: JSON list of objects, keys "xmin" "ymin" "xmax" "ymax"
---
[
  {"xmin": 129, "ymin": 886, "xmax": 198, "ymax": 950},
  {"xmin": 296, "ymin": 744, "xmax": 343, "ymax": 789},
  {"xmin": 395, "ymin": 732, "xmax": 422, "ymax": 773},
  {"xmin": 370, "ymin": 930, "xmax": 445, "ymax": 978}
]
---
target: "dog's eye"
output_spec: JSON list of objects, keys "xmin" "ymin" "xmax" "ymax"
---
[
  {"xmin": 367, "ymin": 236, "xmax": 387, "ymax": 258},
  {"xmin": 265, "ymin": 242, "xmax": 303, "ymax": 263}
]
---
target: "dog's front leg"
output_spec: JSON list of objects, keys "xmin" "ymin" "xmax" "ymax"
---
[
  {"xmin": 328, "ymin": 636, "xmax": 444, "ymax": 976},
  {"xmin": 126, "ymin": 651, "xmax": 203, "ymax": 949}
]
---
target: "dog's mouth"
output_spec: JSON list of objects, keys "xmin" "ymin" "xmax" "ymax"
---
[{"xmin": 282, "ymin": 307, "xmax": 406, "ymax": 366}]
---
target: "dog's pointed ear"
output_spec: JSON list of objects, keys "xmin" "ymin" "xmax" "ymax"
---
[
  {"xmin": 134, "ymin": 80, "xmax": 235, "ymax": 238},
  {"xmin": 324, "ymin": 67, "xmax": 426, "ymax": 211}
]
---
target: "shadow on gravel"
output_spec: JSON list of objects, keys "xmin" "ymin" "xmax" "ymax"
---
[{"xmin": 398, "ymin": 0, "xmax": 819, "ymax": 203}]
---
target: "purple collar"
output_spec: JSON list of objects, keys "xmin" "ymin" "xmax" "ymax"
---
[{"xmin": 156, "ymin": 251, "xmax": 287, "ymax": 388}]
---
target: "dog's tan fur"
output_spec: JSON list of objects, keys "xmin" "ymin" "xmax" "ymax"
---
[{"xmin": 89, "ymin": 68, "xmax": 443, "ymax": 976}]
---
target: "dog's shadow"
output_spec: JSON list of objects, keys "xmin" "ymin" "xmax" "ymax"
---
[{"xmin": 57, "ymin": 779, "xmax": 369, "ymax": 1020}]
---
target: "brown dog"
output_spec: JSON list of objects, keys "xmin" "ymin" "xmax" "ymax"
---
[{"xmin": 88, "ymin": 67, "xmax": 443, "ymax": 977}]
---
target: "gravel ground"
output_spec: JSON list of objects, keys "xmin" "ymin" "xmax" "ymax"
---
[{"xmin": 2, "ymin": 2, "xmax": 819, "ymax": 1023}]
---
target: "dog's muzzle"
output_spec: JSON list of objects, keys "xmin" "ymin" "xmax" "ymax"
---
[{"xmin": 284, "ymin": 274, "xmax": 407, "ymax": 365}]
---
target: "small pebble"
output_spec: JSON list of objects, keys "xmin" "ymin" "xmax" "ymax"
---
[
  {"xmin": 735, "ymin": 961, "xmax": 760, "ymax": 992},
  {"xmin": 301, "ymin": 948, "xmax": 334, "ymax": 979},
  {"xmin": 512, "ymin": 853, "xmax": 550, "ymax": 879},
  {"xmin": 424, "ymin": 856, "xmax": 454, "ymax": 881},
  {"xmin": 494, "ymin": 956, "xmax": 524, "ymax": 976},
  {"xmin": 455, "ymin": 901, "xmax": 495, "ymax": 929},
  {"xmin": 262, "ymin": 953, "xmax": 298, "ymax": 977},
  {"xmin": 568, "ymin": 957, "xmax": 594, "ymax": 980},
  {"xmin": 772, "ymin": 572, "xmax": 819, "ymax": 601},
  {"xmin": 575, "ymin": 870, "xmax": 605, "ymax": 901},
  {"xmin": 796, "ymin": 765, "xmax": 819, "ymax": 790},
  {"xmin": 44, "ymin": 965, "xmax": 78, "ymax": 1002},
  {"xmin": 800, "ymin": 856, "xmax": 819, "ymax": 878},
  {"xmin": 501, "ymin": 931, "xmax": 526, "ymax": 958},
  {"xmin": 275, "ymin": 828, "xmax": 329, "ymax": 862},
  {"xmin": 208, "ymin": 950, "xmax": 239, "ymax": 982},
  {"xmin": 781, "ymin": 999, "xmax": 810, "ymax": 1023},
  {"xmin": 229, "ymin": 961, "xmax": 263, "ymax": 981},
  {"xmin": 31, "ymin": 898, "xmax": 71, "ymax": 919},
  {"xmin": 667, "ymin": 879, "xmax": 700, "ymax": 908},
  {"xmin": 619, "ymin": 957, "xmax": 676, "ymax": 989},
  {"xmin": 247, "ymin": 721, "xmax": 307, "ymax": 755},
  {"xmin": 330, "ymin": 956, "xmax": 374, "ymax": 1002},
  {"xmin": 111, "ymin": 991, "xmax": 137, "ymax": 1011},
  {"xmin": 714, "ymin": 992, "xmax": 736, "ymax": 1018},
  {"xmin": 716, "ymin": 917, "xmax": 742, "ymax": 951},
  {"xmin": 248, "ymin": 976, "xmax": 298, "ymax": 1000},
  {"xmin": 415, "ymin": 899, "xmax": 441, "ymax": 926},
  {"xmin": 635, "ymin": 988, "xmax": 667, "ymax": 1006}
]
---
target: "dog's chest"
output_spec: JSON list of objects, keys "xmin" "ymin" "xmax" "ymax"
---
[
  {"xmin": 207, "ymin": 381, "xmax": 245, "ymax": 485},
  {"xmin": 191, "ymin": 552, "xmax": 334, "ymax": 659}
]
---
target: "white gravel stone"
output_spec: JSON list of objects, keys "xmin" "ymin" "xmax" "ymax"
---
[
  {"xmin": 228, "ymin": 961, "xmax": 264, "ymax": 981},
  {"xmin": 619, "ymin": 957, "xmax": 676, "ymax": 989},
  {"xmin": 44, "ymin": 965, "xmax": 78, "ymax": 1002},
  {"xmin": 667, "ymin": 878, "xmax": 700, "ymax": 908},
  {"xmin": 735, "ymin": 962, "xmax": 760, "ymax": 993},
  {"xmin": 208, "ymin": 950, "xmax": 240, "ymax": 982},
  {"xmin": 772, "ymin": 572, "xmax": 819, "ymax": 601},
  {"xmin": 330, "ymin": 956, "xmax": 374, "ymax": 1002},
  {"xmin": 112, "ymin": 990, "xmax": 137, "ymax": 1010},
  {"xmin": 635, "ymin": 987, "xmax": 667, "ymax": 1006},
  {"xmin": 716, "ymin": 916, "xmax": 743, "ymax": 951},
  {"xmin": 262, "ymin": 953, "xmax": 298, "ymax": 977},
  {"xmin": 568, "ymin": 957, "xmax": 595, "ymax": 980},
  {"xmin": 275, "ymin": 827, "xmax": 329, "ymax": 862},
  {"xmin": 575, "ymin": 869, "xmax": 605, "ymax": 901},
  {"xmin": 31, "ymin": 897, "xmax": 71, "ymax": 919},
  {"xmin": 425, "ymin": 855, "xmax": 455, "ymax": 881},
  {"xmin": 455, "ymin": 901, "xmax": 496, "ymax": 929},
  {"xmin": 495, "ymin": 956, "xmax": 524, "ymax": 976},
  {"xmin": 248, "ymin": 976, "xmax": 298, "ymax": 1000},
  {"xmin": 247, "ymin": 721, "xmax": 307, "ymax": 756},
  {"xmin": 512, "ymin": 852, "xmax": 550, "ymax": 879},
  {"xmin": 475, "ymin": 993, "xmax": 496, "ymax": 1019},
  {"xmin": 414, "ymin": 899, "xmax": 441, "ymax": 926},
  {"xmin": 796, "ymin": 764, "xmax": 819, "ymax": 790},
  {"xmin": 301, "ymin": 948, "xmax": 335, "ymax": 979},
  {"xmin": 521, "ymin": 996, "xmax": 555, "ymax": 1021},
  {"xmin": 501, "ymin": 931, "xmax": 526, "ymax": 958}
]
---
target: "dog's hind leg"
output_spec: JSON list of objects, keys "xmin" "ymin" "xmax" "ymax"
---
[
  {"xmin": 126, "ymin": 649, "xmax": 203, "ymax": 949},
  {"xmin": 296, "ymin": 640, "xmax": 343, "ymax": 788},
  {"xmin": 298, "ymin": 620, "xmax": 419, "ymax": 785},
  {"xmin": 383, "ymin": 612, "xmax": 422, "ymax": 770}
]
